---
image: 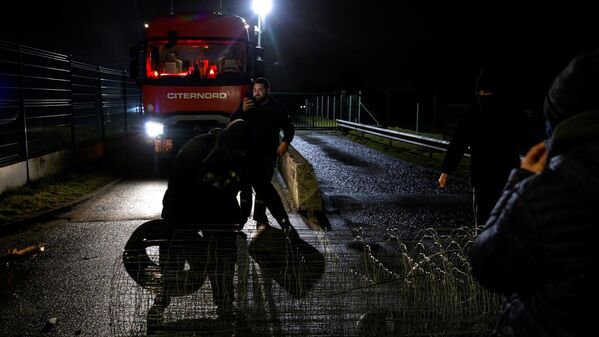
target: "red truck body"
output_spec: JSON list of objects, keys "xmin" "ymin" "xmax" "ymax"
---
[{"xmin": 139, "ymin": 12, "xmax": 254, "ymax": 156}]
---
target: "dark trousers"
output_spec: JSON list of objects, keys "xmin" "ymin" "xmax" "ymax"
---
[
  {"xmin": 473, "ymin": 182, "xmax": 505, "ymax": 232},
  {"xmin": 245, "ymin": 154, "xmax": 276, "ymax": 225}
]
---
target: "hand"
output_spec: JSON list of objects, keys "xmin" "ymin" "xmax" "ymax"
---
[
  {"xmin": 521, "ymin": 141, "xmax": 547, "ymax": 173},
  {"xmin": 438, "ymin": 172, "xmax": 448, "ymax": 188},
  {"xmin": 242, "ymin": 98, "xmax": 254, "ymax": 112},
  {"xmin": 277, "ymin": 142, "xmax": 289, "ymax": 156}
]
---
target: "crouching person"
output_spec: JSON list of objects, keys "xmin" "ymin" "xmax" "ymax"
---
[{"xmin": 160, "ymin": 119, "xmax": 299, "ymax": 318}]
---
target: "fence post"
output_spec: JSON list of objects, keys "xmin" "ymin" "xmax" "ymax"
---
[
  {"xmin": 17, "ymin": 43, "xmax": 30, "ymax": 183},
  {"xmin": 326, "ymin": 95, "xmax": 330, "ymax": 122},
  {"xmin": 316, "ymin": 95, "xmax": 320, "ymax": 118},
  {"xmin": 97, "ymin": 65, "xmax": 105, "ymax": 141},
  {"xmin": 339, "ymin": 93, "xmax": 343, "ymax": 121},
  {"xmin": 122, "ymin": 68, "xmax": 128, "ymax": 134},
  {"xmin": 320, "ymin": 95, "xmax": 325, "ymax": 118},
  {"xmin": 348, "ymin": 94, "xmax": 352, "ymax": 122},
  {"xmin": 68, "ymin": 54, "xmax": 76, "ymax": 150},
  {"xmin": 311, "ymin": 96, "xmax": 315, "ymax": 128},
  {"xmin": 318, "ymin": 95, "xmax": 322, "ymax": 126},
  {"xmin": 304, "ymin": 96, "xmax": 308, "ymax": 120},
  {"xmin": 358, "ymin": 90, "xmax": 362, "ymax": 124},
  {"xmin": 333, "ymin": 95, "xmax": 337, "ymax": 123}
]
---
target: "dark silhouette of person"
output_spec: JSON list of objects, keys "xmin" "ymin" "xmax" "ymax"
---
[
  {"xmin": 229, "ymin": 77, "xmax": 295, "ymax": 229},
  {"xmin": 469, "ymin": 48, "xmax": 599, "ymax": 337},
  {"xmin": 438, "ymin": 66, "xmax": 523, "ymax": 231},
  {"xmin": 159, "ymin": 119, "xmax": 298, "ymax": 318}
]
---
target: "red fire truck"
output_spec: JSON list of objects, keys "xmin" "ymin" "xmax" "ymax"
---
[{"xmin": 131, "ymin": 11, "xmax": 262, "ymax": 171}]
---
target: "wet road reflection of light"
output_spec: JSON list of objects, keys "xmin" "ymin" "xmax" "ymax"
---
[
  {"xmin": 135, "ymin": 181, "xmax": 168, "ymax": 218},
  {"xmin": 65, "ymin": 179, "xmax": 168, "ymax": 221}
]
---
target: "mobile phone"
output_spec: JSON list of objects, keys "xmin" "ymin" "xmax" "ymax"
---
[{"xmin": 245, "ymin": 92, "xmax": 258, "ymax": 105}]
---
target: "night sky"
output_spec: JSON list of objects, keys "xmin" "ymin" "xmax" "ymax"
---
[{"xmin": 1, "ymin": 0, "xmax": 597, "ymax": 99}]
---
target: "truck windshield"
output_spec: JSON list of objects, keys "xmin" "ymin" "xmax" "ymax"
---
[{"xmin": 146, "ymin": 40, "xmax": 246, "ymax": 79}]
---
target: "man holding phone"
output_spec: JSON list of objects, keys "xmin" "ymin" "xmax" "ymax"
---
[{"xmin": 230, "ymin": 77, "xmax": 295, "ymax": 229}]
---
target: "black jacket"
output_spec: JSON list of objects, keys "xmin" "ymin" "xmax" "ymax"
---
[
  {"xmin": 441, "ymin": 103, "xmax": 522, "ymax": 188},
  {"xmin": 230, "ymin": 96, "xmax": 294, "ymax": 158},
  {"xmin": 469, "ymin": 110, "xmax": 599, "ymax": 337},
  {"xmin": 161, "ymin": 128, "xmax": 290, "ymax": 228}
]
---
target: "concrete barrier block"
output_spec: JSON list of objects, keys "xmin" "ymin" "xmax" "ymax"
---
[{"xmin": 279, "ymin": 145, "xmax": 323, "ymax": 212}]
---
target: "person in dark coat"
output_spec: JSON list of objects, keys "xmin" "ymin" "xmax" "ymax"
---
[
  {"xmin": 438, "ymin": 66, "xmax": 523, "ymax": 231},
  {"xmin": 160, "ymin": 119, "xmax": 298, "ymax": 317},
  {"xmin": 469, "ymin": 49, "xmax": 599, "ymax": 337},
  {"xmin": 161, "ymin": 118, "xmax": 296, "ymax": 232},
  {"xmin": 229, "ymin": 77, "xmax": 295, "ymax": 228}
]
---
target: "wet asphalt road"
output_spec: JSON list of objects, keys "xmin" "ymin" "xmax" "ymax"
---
[
  {"xmin": 0, "ymin": 130, "xmax": 475, "ymax": 336},
  {"xmin": 0, "ymin": 176, "xmax": 314, "ymax": 337},
  {"xmin": 0, "ymin": 179, "xmax": 168, "ymax": 336},
  {"xmin": 291, "ymin": 130, "xmax": 473, "ymax": 242}
]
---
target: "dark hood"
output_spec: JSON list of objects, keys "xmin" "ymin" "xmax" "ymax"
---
[
  {"xmin": 544, "ymin": 49, "xmax": 599, "ymax": 131},
  {"xmin": 201, "ymin": 119, "xmax": 254, "ymax": 179},
  {"xmin": 548, "ymin": 110, "xmax": 599, "ymax": 204},
  {"xmin": 218, "ymin": 119, "xmax": 254, "ymax": 155}
]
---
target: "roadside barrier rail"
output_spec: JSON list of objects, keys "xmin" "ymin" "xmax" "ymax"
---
[{"xmin": 336, "ymin": 119, "xmax": 473, "ymax": 156}]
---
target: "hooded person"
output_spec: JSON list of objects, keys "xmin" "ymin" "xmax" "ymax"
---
[
  {"xmin": 468, "ymin": 49, "xmax": 599, "ymax": 337},
  {"xmin": 161, "ymin": 119, "xmax": 250, "ymax": 225},
  {"xmin": 438, "ymin": 64, "xmax": 524, "ymax": 231}
]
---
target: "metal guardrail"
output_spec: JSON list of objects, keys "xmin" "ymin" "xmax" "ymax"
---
[{"xmin": 336, "ymin": 119, "xmax": 471, "ymax": 157}]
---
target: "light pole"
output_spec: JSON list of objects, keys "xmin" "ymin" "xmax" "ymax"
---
[{"xmin": 252, "ymin": 0, "xmax": 272, "ymax": 48}]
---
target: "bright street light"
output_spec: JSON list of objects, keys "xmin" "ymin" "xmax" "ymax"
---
[
  {"xmin": 252, "ymin": 0, "xmax": 272, "ymax": 48},
  {"xmin": 252, "ymin": 0, "xmax": 272, "ymax": 17}
]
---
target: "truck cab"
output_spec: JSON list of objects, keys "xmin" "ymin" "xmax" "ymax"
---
[{"xmin": 131, "ymin": 12, "xmax": 263, "ymax": 174}]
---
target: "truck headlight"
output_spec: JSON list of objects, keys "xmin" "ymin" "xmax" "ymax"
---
[{"xmin": 145, "ymin": 121, "xmax": 164, "ymax": 137}]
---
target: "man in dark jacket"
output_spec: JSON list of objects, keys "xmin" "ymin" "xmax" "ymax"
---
[
  {"xmin": 229, "ymin": 77, "xmax": 295, "ymax": 228},
  {"xmin": 438, "ymin": 66, "xmax": 523, "ymax": 231},
  {"xmin": 469, "ymin": 49, "xmax": 599, "ymax": 337},
  {"xmin": 160, "ymin": 119, "xmax": 298, "ymax": 317}
]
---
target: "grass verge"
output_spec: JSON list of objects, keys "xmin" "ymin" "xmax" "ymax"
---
[
  {"xmin": 344, "ymin": 129, "xmax": 471, "ymax": 180},
  {"xmin": 0, "ymin": 166, "xmax": 116, "ymax": 225}
]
